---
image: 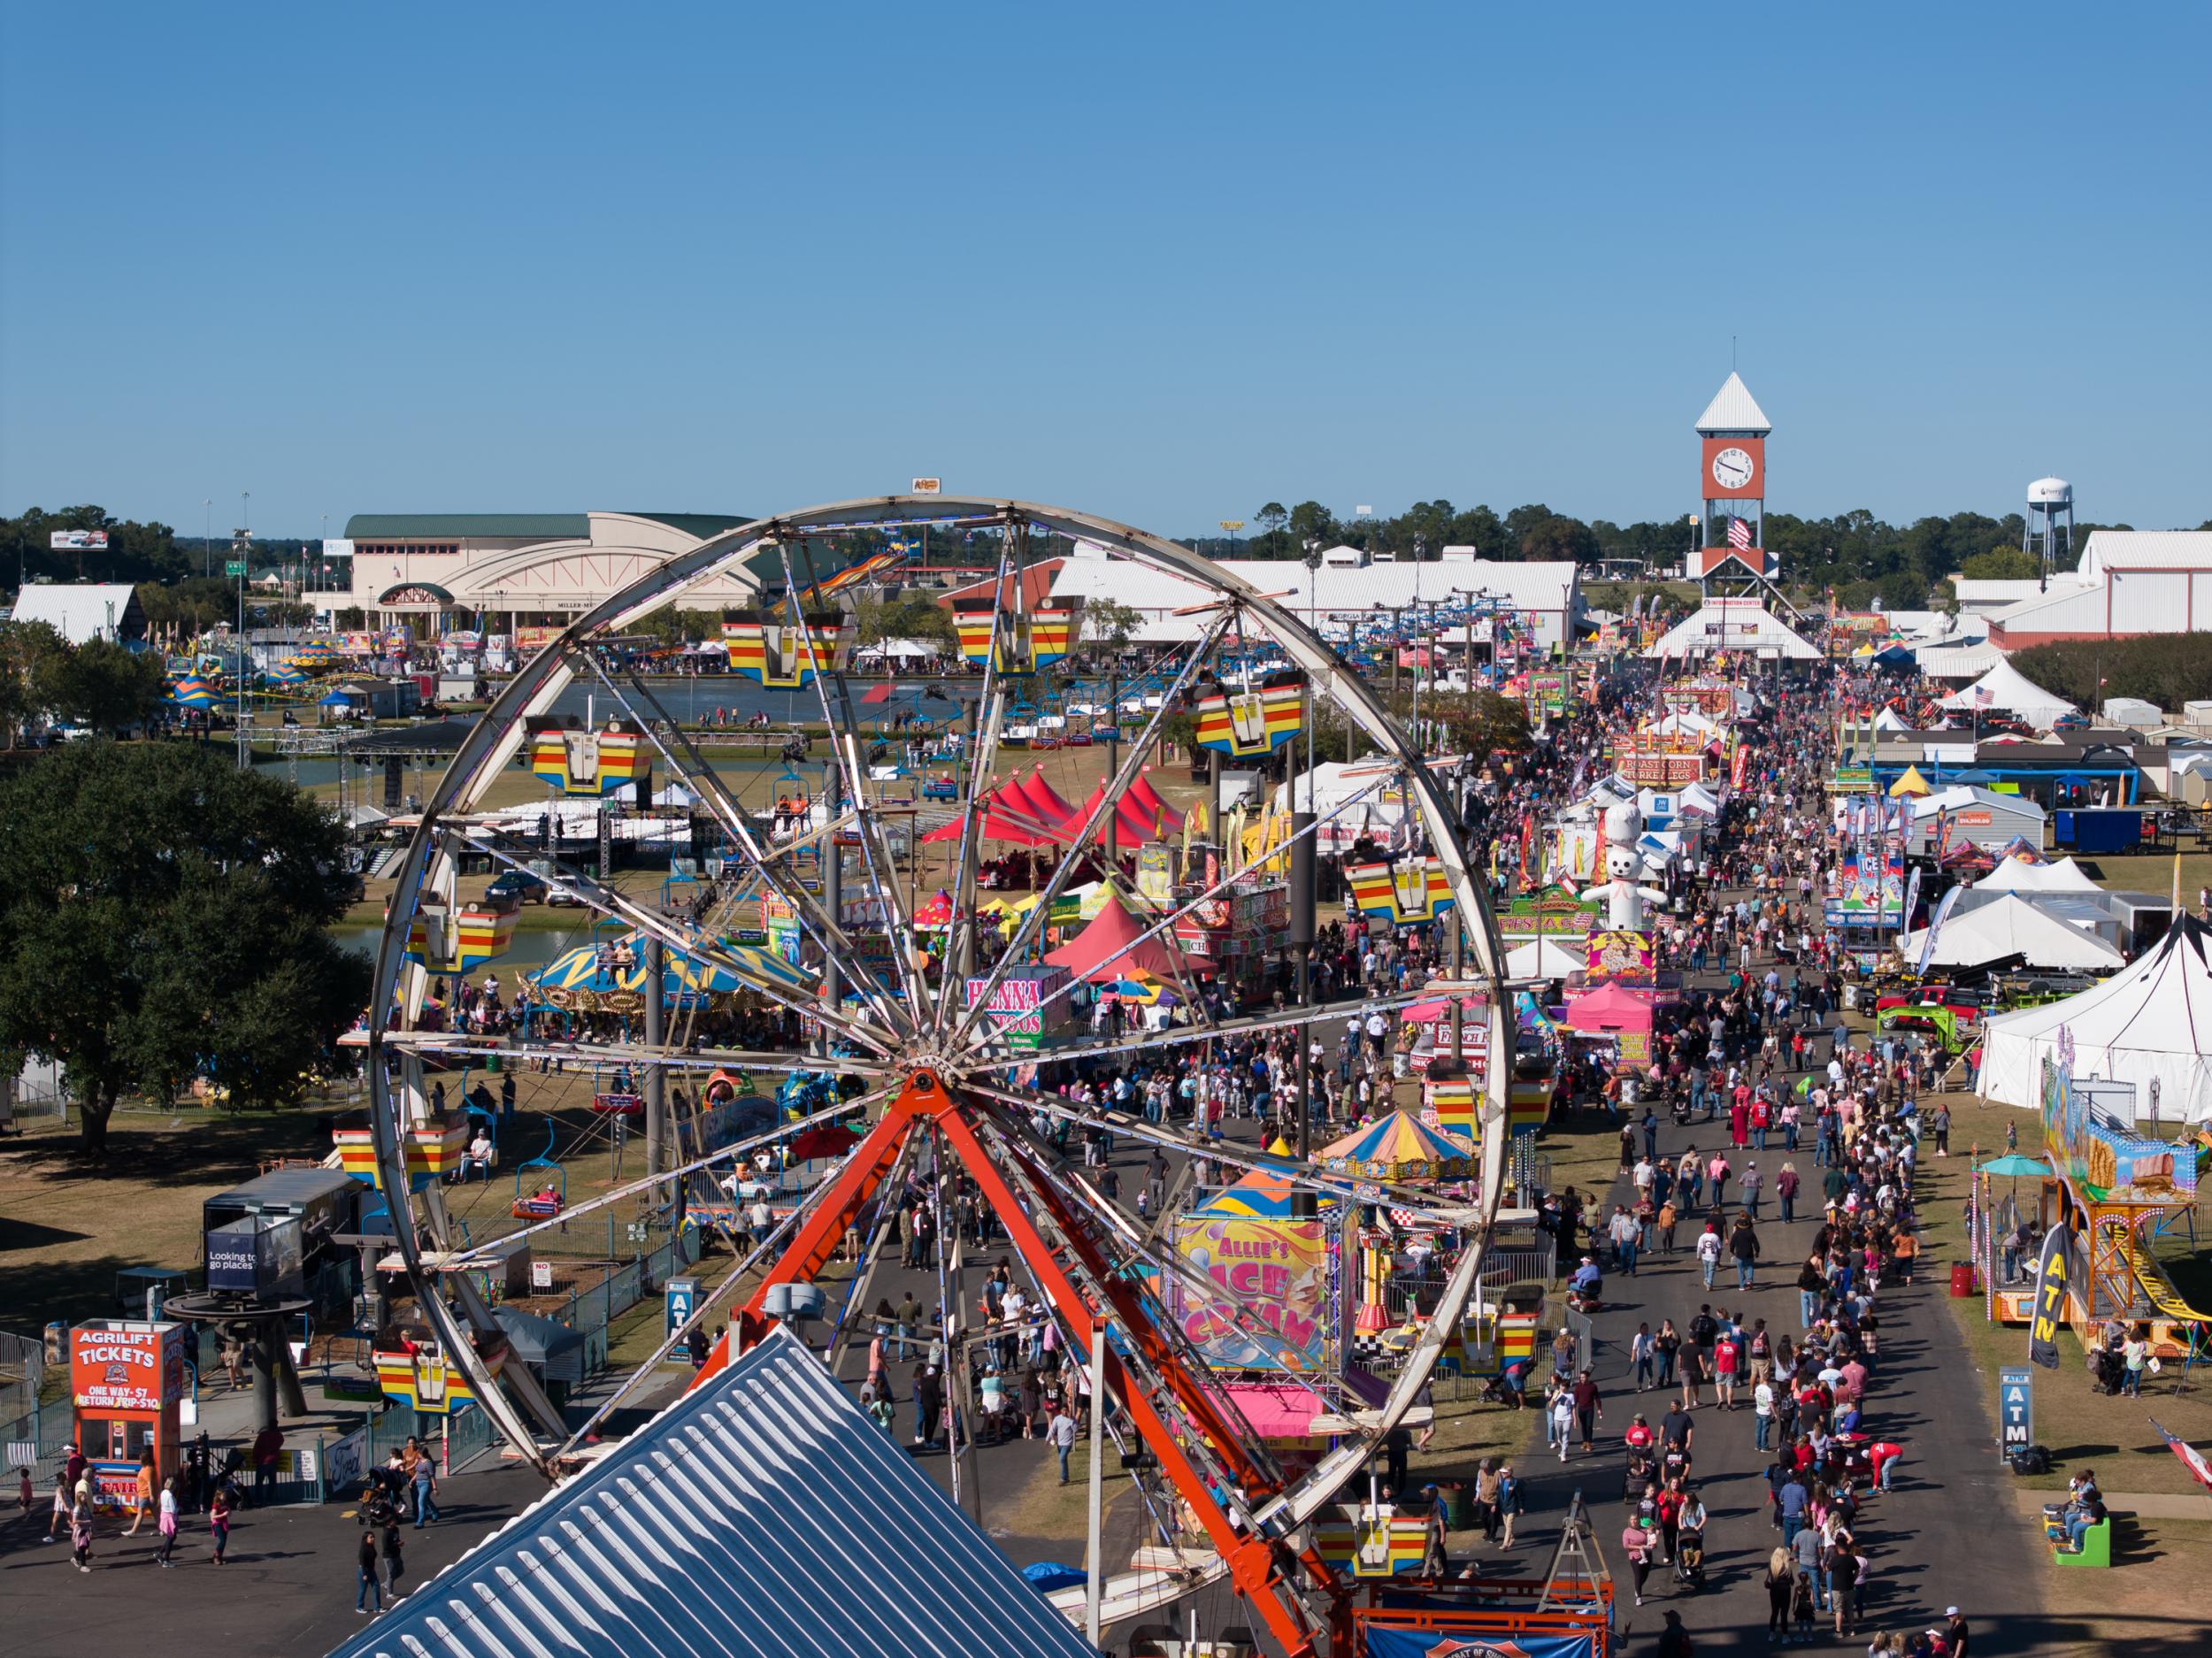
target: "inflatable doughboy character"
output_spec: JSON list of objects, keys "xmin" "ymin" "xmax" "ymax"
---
[{"xmin": 1586, "ymin": 800, "xmax": 1671, "ymax": 932}]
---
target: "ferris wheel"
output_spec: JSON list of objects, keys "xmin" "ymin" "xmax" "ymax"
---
[{"xmin": 365, "ymin": 496, "xmax": 1520, "ymax": 1651}]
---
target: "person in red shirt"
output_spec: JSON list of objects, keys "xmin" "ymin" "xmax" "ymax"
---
[
  {"xmin": 1868, "ymin": 1439, "xmax": 1904, "ymax": 1492},
  {"xmin": 1624, "ymin": 1414, "xmax": 1655, "ymax": 1454}
]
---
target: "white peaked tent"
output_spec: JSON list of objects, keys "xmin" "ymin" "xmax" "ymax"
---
[
  {"xmin": 1894, "ymin": 893, "xmax": 2124, "ymax": 973},
  {"xmin": 1939, "ymin": 660, "xmax": 2077, "ymax": 725},
  {"xmin": 1976, "ymin": 856, "xmax": 2104, "ymax": 895},
  {"xmin": 1506, "ymin": 935, "xmax": 1586, "ymax": 979},
  {"xmin": 1978, "ymin": 915, "xmax": 2212, "ymax": 1120}
]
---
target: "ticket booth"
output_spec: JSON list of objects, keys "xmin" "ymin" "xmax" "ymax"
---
[{"xmin": 71, "ymin": 1320, "xmax": 188, "ymax": 1512}]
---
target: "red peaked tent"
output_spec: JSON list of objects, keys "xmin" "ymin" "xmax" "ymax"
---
[
  {"xmin": 1125, "ymin": 769, "xmax": 1184, "ymax": 832},
  {"xmin": 1044, "ymin": 889, "xmax": 1186, "ymax": 983},
  {"xmin": 918, "ymin": 783, "xmax": 1059, "ymax": 846},
  {"xmin": 1025, "ymin": 766, "xmax": 1082, "ymax": 827},
  {"xmin": 1071, "ymin": 782, "xmax": 1169, "ymax": 848},
  {"xmin": 1008, "ymin": 769, "xmax": 1075, "ymax": 835}
]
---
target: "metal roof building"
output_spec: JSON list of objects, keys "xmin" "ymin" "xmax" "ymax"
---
[
  {"xmin": 338, "ymin": 510, "xmax": 762, "ymax": 641},
  {"xmin": 1985, "ymin": 531, "xmax": 2212, "ymax": 648},
  {"xmin": 8, "ymin": 581, "xmax": 146, "ymax": 644},
  {"xmin": 324, "ymin": 1325, "xmax": 1100, "ymax": 1658},
  {"xmin": 1048, "ymin": 545, "xmax": 1585, "ymax": 651}
]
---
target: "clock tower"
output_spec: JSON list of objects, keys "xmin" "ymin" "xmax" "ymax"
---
[{"xmin": 1687, "ymin": 372, "xmax": 1781, "ymax": 602}]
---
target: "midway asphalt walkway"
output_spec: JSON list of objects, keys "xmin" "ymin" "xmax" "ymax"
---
[{"xmin": 1511, "ymin": 1094, "xmax": 2051, "ymax": 1655}]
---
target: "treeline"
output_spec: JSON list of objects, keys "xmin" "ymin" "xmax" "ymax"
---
[
  {"xmin": 1182, "ymin": 500, "xmax": 2205, "ymax": 611},
  {"xmin": 2010, "ymin": 635, "xmax": 2212, "ymax": 717}
]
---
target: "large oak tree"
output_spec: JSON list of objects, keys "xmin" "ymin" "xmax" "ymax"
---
[{"xmin": 0, "ymin": 741, "xmax": 370, "ymax": 1155}]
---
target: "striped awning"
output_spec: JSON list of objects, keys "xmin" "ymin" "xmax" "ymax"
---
[{"xmin": 323, "ymin": 1325, "xmax": 1101, "ymax": 1658}]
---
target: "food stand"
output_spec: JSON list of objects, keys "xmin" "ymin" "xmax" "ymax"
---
[{"xmin": 70, "ymin": 1320, "xmax": 188, "ymax": 1511}]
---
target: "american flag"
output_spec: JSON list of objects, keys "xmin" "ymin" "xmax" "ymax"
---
[
  {"xmin": 1726, "ymin": 516, "xmax": 1753, "ymax": 549},
  {"xmin": 1973, "ymin": 685, "xmax": 1993, "ymax": 707}
]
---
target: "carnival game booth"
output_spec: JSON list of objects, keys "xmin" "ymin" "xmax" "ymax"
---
[
  {"xmin": 1564, "ymin": 981, "xmax": 1663, "ymax": 1070},
  {"xmin": 1976, "ymin": 1057, "xmax": 2207, "ymax": 1369},
  {"xmin": 70, "ymin": 1320, "xmax": 188, "ymax": 1511}
]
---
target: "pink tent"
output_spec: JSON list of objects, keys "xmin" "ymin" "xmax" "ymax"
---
[
  {"xmin": 1564, "ymin": 982, "xmax": 1655, "ymax": 1036},
  {"xmin": 1044, "ymin": 890, "xmax": 1185, "ymax": 982}
]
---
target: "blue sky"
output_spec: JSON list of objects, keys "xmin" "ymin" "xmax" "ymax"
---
[{"xmin": 3, "ymin": 3, "xmax": 2206, "ymax": 539}]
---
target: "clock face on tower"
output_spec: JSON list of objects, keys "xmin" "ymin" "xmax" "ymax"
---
[{"xmin": 1711, "ymin": 447, "xmax": 1755, "ymax": 490}]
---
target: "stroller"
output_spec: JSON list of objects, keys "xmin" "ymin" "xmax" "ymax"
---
[
  {"xmin": 2088, "ymin": 1346, "xmax": 2124, "ymax": 1396},
  {"xmin": 1672, "ymin": 1524, "xmax": 1706, "ymax": 1588},
  {"xmin": 1480, "ymin": 1359, "xmax": 1532, "ymax": 1409}
]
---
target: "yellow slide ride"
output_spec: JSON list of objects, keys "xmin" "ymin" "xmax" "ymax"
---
[{"xmin": 2127, "ymin": 1234, "xmax": 2212, "ymax": 1326}]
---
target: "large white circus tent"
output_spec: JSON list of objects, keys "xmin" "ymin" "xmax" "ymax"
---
[{"xmin": 1977, "ymin": 914, "xmax": 2212, "ymax": 1122}]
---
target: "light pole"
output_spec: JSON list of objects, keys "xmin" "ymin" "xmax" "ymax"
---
[
  {"xmin": 204, "ymin": 499, "xmax": 213, "ymax": 580},
  {"xmin": 236, "ymin": 494, "xmax": 250, "ymax": 770}
]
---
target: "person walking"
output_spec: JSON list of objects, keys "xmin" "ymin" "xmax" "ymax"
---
[
  {"xmin": 1654, "ymin": 1319, "xmax": 1681, "ymax": 1392},
  {"xmin": 156, "ymin": 1477, "xmax": 180, "ymax": 1567},
  {"xmin": 208, "ymin": 1485, "xmax": 233, "ymax": 1564},
  {"xmin": 1777, "ymin": 1162, "xmax": 1800, "ymax": 1224},
  {"xmin": 69, "ymin": 1489, "xmax": 93, "ymax": 1573},
  {"xmin": 1739, "ymin": 1161, "xmax": 1764, "ymax": 1219},
  {"xmin": 1549, "ymin": 1384, "xmax": 1575, "ymax": 1462},
  {"xmin": 1048, "ymin": 1400, "xmax": 1079, "ymax": 1484},
  {"xmin": 1764, "ymin": 1542, "xmax": 1796, "ymax": 1638},
  {"xmin": 1571, "ymin": 1368, "xmax": 1603, "ymax": 1453},
  {"xmin": 1696, "ymin": 1222, "xmax": 1724, "ymax": 1291},
  {"xmin": 1796, "ymin": 1254, "xmax": 1824, "ymax": 1329},
  {"xmin": 410, "ymin": 1447, "xmax": 440, "ymax": 1528},
  {"xmin": 1631, "ymin": 1323, "xmax": 1655, "ymax": 1392},
  {"xmin": 1496, "ymin": 1462, "xmax": 1524, "ymax": 1547},
  {"xmin": 1731, "ymin": 1215, "xmax": 1763, "ymax": 1290},
  {"xmin": 45, "ymin": 1470, "xmax": 72, "ymax": 1543},
  {"xmin": 356, "ymin": 1525, "xmax": 383, "ymax": 1615},
  {"xmin": 1621, "ymin": 1518, "xmax": 1653, "ymax": 1607},
  {"xmin": 1829, "ymin": 1536, "xmax": 1862, "ymax": 1638},
  {"xmin": 381, "ymin": 1514, "xmax": 405, "ymax": 1601},
  {"xmin": 123, "ymin": 1453, "xmax": 154, "ymax": 1537}
]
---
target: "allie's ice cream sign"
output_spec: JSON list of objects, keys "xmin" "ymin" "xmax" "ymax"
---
[{"xmin": 71, "ymin": 1324, "xmax": 186, "ymax": 1414}]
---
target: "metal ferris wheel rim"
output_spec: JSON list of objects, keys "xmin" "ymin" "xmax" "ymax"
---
[{"xmin": 365, "ymin": 494, "xmax": 1518, "ymax": 1501}]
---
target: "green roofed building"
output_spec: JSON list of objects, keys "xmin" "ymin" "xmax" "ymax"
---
[{"xmin": 338, "ymin": 510, "xmax": 758, "ymax": 646}]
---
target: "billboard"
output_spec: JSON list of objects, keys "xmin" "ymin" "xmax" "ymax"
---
[
  {"xmin": 50, "ymin": 530, "xmax": 110, "ymax": 551},
  {"xmin": 1170, "ymin": 1216, "xmax": 1332, "ymax": 1372},
  {"xmin": 71, "ymin": 1322, "xmax": 188, "ymax": 1414}
]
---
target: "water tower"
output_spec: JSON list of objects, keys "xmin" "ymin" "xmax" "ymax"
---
[{"xmin": 2024, "ymin": 476, "xmax": 2074, "ymax": 590}]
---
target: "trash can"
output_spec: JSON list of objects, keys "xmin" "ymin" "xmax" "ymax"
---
[
  {"xmin": 1949, "ymin": 1262, "xmax": 1976, "ymax": 1298},
  {"xmin": 1442, "ymin": 1480, "xmax": 1473, "ymax": 1530}
]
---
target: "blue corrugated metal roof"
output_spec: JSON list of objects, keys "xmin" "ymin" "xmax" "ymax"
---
[{"xmin": 326, "ymin": 1325, "xmax": 1099, "ymax": 1658}]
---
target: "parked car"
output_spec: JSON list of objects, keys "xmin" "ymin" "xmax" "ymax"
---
[{"xmin": 487, "ymin": 868, "xmax": 549, "ymax": 906}]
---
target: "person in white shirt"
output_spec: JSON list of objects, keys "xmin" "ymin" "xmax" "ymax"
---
[{"xmin": 1753, "ymin": 1379, "xmax": 1777, "ymax": 1450}]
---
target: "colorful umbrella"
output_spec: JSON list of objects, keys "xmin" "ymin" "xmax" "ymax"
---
[{"xmin": 167, "ymin": 675, "xmax": 219, "ymax": 709}]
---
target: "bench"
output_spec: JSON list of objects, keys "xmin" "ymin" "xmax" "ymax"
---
[{"xmin": 2052, "ymin": 1516, "xmax": 2111, "ymax": 1567}]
